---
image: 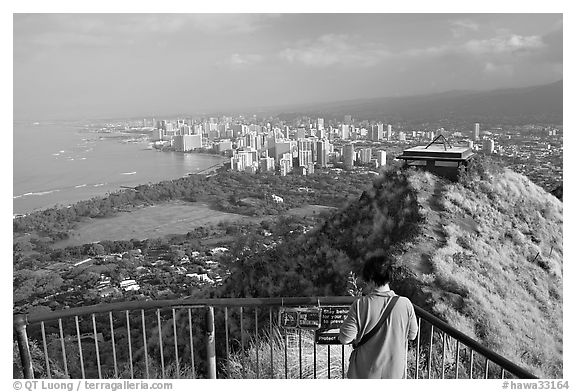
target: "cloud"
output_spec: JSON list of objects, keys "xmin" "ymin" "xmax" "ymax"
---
[
  {"xmin": 222, "ymin": 53, "xmax": 264, "ymax": 68},
  {"xmin": 464, "ymin": 35, "xmax": 545, "ymax": 56},
  {"xmin": 185, "ymin": 14, "xmax": 280, "ymax": 34},
  {"xmin": 278, "ymin": 34, "xmax": 391, "ymax": 68},
  {"xmin": 276, "ymin": 28, "xmax": 560, "ymax": 70},
  {"xmin": 450, "ymin": 19, "xmax": 480, "ymax": 38},
  {"xmin": 403, "ymin": 30, "xmax": 558, "ymax": 68},
  {"xmin": 14, "ymin": 14, "xmax": 279, "ymax": 51},
  {"xmin": 277, "ymin": 31, "xmax": 556, "ymax": 70},
  {"xmin": 28, "ymin": 32, "xmax": 116, "ymax": 48}
]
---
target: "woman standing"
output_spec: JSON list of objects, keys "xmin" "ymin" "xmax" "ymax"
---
[{"xmin": 339, "ymin": 255, "xmax": 419, "ymax": 378}]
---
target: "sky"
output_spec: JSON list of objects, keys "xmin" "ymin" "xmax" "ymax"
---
[{"xmin": 13, "ymin": 13, "xmax": 563, "ymax": 121}]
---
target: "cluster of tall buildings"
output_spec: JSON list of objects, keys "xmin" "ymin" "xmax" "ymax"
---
[
  {"xmin": 472, "ymin": 123, "xmax": 496, "ymax": 154},
  {"xmin": 338, "ymin": 122, "xmax": 395, "ymax": 142},
  {"xmin": 149, "ymin": 115, "xmax": 400, "ymax": 175},
  {"xmin": 230, "ymin": 130, "xmax": 333, "ymax": 175},
  {"xmin": 151, "ymin": 119, "xmax": 203, "ymax": 152},
  {"xmin": 149, "ymin": 116, "xmax": 502, "ymax": 173}
]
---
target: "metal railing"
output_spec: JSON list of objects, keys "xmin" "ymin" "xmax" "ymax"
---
[{"xmin": 13, "ymin": 296, "xmax": 537, "ymax": 379}]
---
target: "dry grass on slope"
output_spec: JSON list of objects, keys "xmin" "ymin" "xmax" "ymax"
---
[{"xmin": 404, "ymin": 168, "xmax": 562, "ymax": 378}]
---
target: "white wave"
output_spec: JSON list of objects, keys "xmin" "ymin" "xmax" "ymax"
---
[
  {"xmin": 52, "ymin": 153, "xmax": 60, "ymax": 156},
  {"xmin": 80, "ymin": 157, "xmax": 87, "ymax": 160},
  {"xmin": 59, "ymin": 150, "xmax": 65, "ymax": 153},
  {"xmin": 93, "ymin": 183, "xmax": 105, "ymax": 187},
  {"xmin": 121, "ymin": 171, "xmax": 137, "ymax": 175},
  {"xmin": 75, "ymin": 184, "xmax": 87, "ymax": 188},
  {"xmin": 15, "ymin": 189, "xmax": 61, "ymax": 198}
]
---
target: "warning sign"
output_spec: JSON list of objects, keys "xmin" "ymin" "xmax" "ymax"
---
[
  {"xmin": 279, "ymin": 307, "xmax": 322, "ymax": 329},
  {"xmin": 297, "ymin": 308, "xmax": 322, "ymax": 329},
  {"xmin": 315, "ymin": 306, "xmax": 350, "ymax": 345},
  {"xmin": 279, "ymin": 308, "xmax": 299, "ymax": 329},
  {"xmin": 278, "ymin": 305, "xmax": 351, "ymax": 344}
]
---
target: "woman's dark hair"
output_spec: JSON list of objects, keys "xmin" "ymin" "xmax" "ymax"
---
[{"xmin": 362, "ymin": 255, "xmax": 393, "ymax": 286}]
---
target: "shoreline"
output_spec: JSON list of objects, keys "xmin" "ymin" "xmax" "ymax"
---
[{"xmin": 13, "ymin": 152, "xmax": 228, "ymax": 215}]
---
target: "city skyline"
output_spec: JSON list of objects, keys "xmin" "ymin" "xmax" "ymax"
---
[{"xmin": 14, "ymin": 13, "xmax": 562, "ymax": 121}]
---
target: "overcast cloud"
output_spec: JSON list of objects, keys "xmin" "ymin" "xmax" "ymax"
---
[{"xmin": 13, "ymin": 13, "xmax": 562, "ymax": 120}]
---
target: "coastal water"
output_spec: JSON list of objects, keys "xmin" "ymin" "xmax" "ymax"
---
[{"xmin": 13, "ymin": 121, "xmax": 226, "ymax": 215}]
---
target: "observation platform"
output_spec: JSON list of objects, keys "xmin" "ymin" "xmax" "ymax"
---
[{"xmin": 397, "ymin": 135, "xmax": 475, "ymax": 180}]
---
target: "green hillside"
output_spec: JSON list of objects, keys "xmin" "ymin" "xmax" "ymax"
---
[
  {"xmin": 403, "ymin": 164, "xmax": 563, "ymax": 378},
  {"xmin": 218, "ymin": 159, "xmax": 563, "ymax": 377}
]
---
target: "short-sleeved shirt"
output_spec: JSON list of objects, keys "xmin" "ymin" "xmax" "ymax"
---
[{"xmin": 339, "ymin": 288, "xmax": 418, "ymax": 379}]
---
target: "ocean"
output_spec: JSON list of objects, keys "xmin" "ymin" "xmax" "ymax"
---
[{"xmin": 13, "ymin": 121, "xmax": 226, "ymax": 215}]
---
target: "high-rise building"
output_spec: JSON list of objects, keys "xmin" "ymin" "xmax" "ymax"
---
[
  {"xmin": 231, "ymin": 124, "xmax": 243, "ymax": 138},
  {"xmin": 317, "ymin": 118, "xmax": 324, "ymax": 131},
  {"xmin": 179, "ymin": 124, "xmax": 191, "ymax": 136},
  {"xmin": 316, "ymin": 140, "xmax": 330, "ymax": 168},
  {"xmin": 296, "ymin": 128, "xmax": 306, "ymax": 140},
  {"xmin": 341, "ymin": 124, "xmax": 350, "ymax": 140},
  {"xmin": 231, "ymin": 148, "xmax": 259, "ymax": 172},
  {"xmin": 245, "ymin": 132, "xmax": 260, "ymax": 150},
  {"xmin": 387, "ymin": 124, "xmax": 392, "ymax": 140},
  {"xmin": 483, "ymin": 139, "xmax": 495, "ymax": 154},
  {"xmin": 208, "ymin": 122, "xmax": 218, "ymax": 132},
  {"xmin": 152, "ymin": 128, "xmax": 164, "ymax": 141},
  {"xmin": 279, "ymin": 152, "xmax": 293, "ymax": 176},
  {"xmin": 398, "ymin": 132, "xmax": 406, "ymax": 142},
  {"xmin": 474, "ymin": 123, "xmax": 480, "ymax": 141},
  {"xmin": 359, "ymin": 148, "xmax": 372, "ymax": 164},
  {"xmin": 370, "ymin": 124, "xmax": 384, "ymax": 141},
  {"xmin": 208, "ymin": 130, "xmax": 220, "ymax": 140},
  {"xmin": 259, "ymin": 157, "xmax": 275, "ymax": 172},
  {"xmin": 376, "ymin": 150, "xmax": 387, "ymax": 167},
  {"xmin": 343, "ymin": 144, "xmax": 355, "ymax": 170},
  {"xmin": 297, "ymin": 139, "xmax": 314, "ymax": 167},
  {"xmin": 215, "ymin": 140, "xmax": 233, "ymax": 154},
  {"xmin": 344, "ymin": 115, "xmax": 352, "ymax": 125},
  {"xmin": 173, "ymin": 134, "xmax": 202, "ymax": 152},
  {"xmin": 377, "ymin": 123, "xmax": 384, "ymax": 141},
  {"xmin": 249, "ymin": 124, "xmax": 262, "ymax": 133},
  {"xmin": 306, "ymin": 163, "xmax": 315, "ymax": 175},
  {"xmin": 269, "ymin": 140, "xmax": 292, "ymax": 162}
]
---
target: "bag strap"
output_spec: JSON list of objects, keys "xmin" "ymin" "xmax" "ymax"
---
[{"xmin": 353, "ymin": 296, "xmax": 399, "ymax": 350}]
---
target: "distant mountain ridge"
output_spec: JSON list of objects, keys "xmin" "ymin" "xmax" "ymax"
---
[{"xmin": 271, "ymin": 80, "xmax": 562, "ymax": 123}]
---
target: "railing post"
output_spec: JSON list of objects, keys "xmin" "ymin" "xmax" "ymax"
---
[
  {"xmin": 205, "ymin": 306, "xmax": 217, "ymax": 379},
  {"xmin": 14, "ymin": 314, "xmax": 34, "ymax": 379}
]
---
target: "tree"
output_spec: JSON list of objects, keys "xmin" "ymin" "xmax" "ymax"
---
[{"xmin": 87, "ymin": 243, "xmax": 105, "ymax": 256}]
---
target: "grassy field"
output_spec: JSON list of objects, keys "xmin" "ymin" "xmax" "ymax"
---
[
  {"xmin": 54, "ymin": 201, "xmax": 334, "ymax": 248},
  {"xmin": 54, "ymin": 201, "xmax": 253, "ymax": 247},
  {"xmin": 285, "ymin": 204, "xmax": 337, "ymax": 217}
]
